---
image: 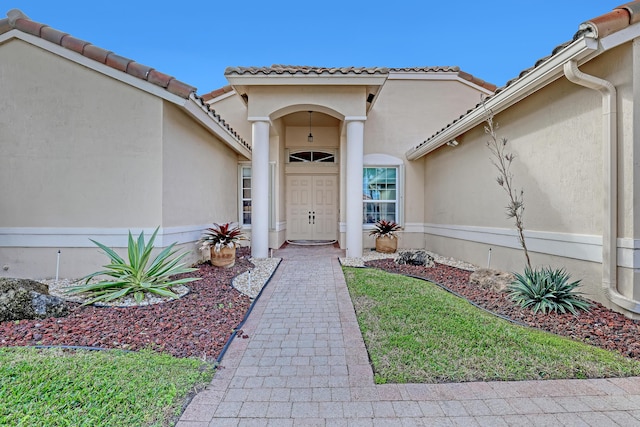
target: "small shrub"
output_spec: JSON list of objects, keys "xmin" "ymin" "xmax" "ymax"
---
[
  {"xmin": 369, "ymin": 220, "xmax": 402, "ymax": 239},
  {"xmin": 199, "ymin": 222, "xmax": 246, "ymax": 252},
  {"xmin": 508, "ymin": 267, "xmax": 591, "ymax": 315},
  {"xmin": 67, "ymin": 227, "xmax": 199, "ymax": 305}
]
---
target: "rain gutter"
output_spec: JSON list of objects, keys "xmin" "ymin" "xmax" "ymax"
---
[{"xmin": 563, "ymin": 61, "xmax": 640, "ymax": 314}]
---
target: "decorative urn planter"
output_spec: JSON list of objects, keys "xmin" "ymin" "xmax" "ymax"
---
[
  {"xmin": 375, "ymin": 235, "xmax": 398, "ymax": 254},
  {"xmin": 199, "ymin": 222, "xmax": 246, "ymax": 269},
  {"xmin": 369, "ymin": 220, "xmax": 402, "ymax": 254},
  {"xmin": 210, "ymin": 245, "xmax": 237, "ymax": 268}
]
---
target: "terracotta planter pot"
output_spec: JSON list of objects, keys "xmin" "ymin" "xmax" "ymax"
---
[
  {"xmin": 375, "ymin": 235, "xmax": 398, "ymax": 254},
  {"xmin": 210, "ymin": 245, "xmax": 237, "ymax": 268}
]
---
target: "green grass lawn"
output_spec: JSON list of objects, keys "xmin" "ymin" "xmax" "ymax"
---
[
  {"xmin": 343, "ymin": 267, "xmax": 640, "ymax": 384},
  {"xmin": 0, "ymin": 347, "xmax": 215, "ymax": 427}
]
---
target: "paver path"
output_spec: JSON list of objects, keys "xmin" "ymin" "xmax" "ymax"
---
[{"xmin": 178, "ymin": 245, "xmax": 640, "ymax": 426}]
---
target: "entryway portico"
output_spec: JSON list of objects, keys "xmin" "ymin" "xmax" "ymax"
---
[{"xmin": 225, "ymin": 66, "xmax": 388, "ymax": 258}]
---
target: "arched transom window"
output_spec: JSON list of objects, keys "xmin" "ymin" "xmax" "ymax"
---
[{"xmin": 288, "ymin": 150, "xmax": 336, "ymax": 163}]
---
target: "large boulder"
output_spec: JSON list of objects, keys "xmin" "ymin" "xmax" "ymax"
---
[
  {"xmin": 395, "ymin": 250, "xmax": 435, "ymax": 267},
  {"xmin": 0, "ymin": 278, "xmax": 71, "ymax": 322},
  {"xmin": 469, "ymin": 268, "xmax": 515, "ymax": 293}
]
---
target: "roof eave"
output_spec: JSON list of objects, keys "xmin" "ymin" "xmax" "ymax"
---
[
  {"xmin": 184, "ymin": 95, "xmax": 252, "ymax": 159},
  {"xmin": 405, "ymin": 36, "xmax": 601, "ymax": 161}
]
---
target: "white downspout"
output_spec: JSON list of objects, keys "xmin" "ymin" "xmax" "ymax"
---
[{"xmin": 563, "ymin": 60, "xmax": 640, "ymax": 313}]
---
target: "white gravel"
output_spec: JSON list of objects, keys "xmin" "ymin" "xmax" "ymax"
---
[
  {"xmin": 340, "ymin": 249, "xmax": 479, "ymax": 271},
  {"xmin": 42, "ymin": 278, "xmax": 190, "ymax": 307},
  {"xmin": 232, "ymin": 257, "xmax": 281, "ymax": 299}
]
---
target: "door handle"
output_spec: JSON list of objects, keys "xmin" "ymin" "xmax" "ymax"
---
[
  {"xmin": 312, "ymin": 211, "xmax": 315, "ymax": 224},
  {"xmin": 308, "ymin": 211, "xmax": 311, "ymax": 224}
]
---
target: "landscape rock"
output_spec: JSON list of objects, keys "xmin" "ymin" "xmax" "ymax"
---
[
  {"xmin": 468, "ymin": 268, "xmax": 515, "ymax": 293},
  {"xmin": 0, "ymin": 278, "xmax": 71, "ymax": 322},
  {"xmin": 395, "ymin": 250, "xmax": 434, "ymax": 267}
]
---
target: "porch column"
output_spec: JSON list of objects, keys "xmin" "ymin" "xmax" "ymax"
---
[
  {"xmin": 251, "ymin": 119, "xmax": 270, "ymax": 258},
  {"xmin": 345, "ymin": 118, "xmax": 365, "ymax": 258}
]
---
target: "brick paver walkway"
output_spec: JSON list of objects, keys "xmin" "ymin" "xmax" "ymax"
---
[{"xmin": 178, "ymin": 245, "xmax": 640, "ymax": 426}]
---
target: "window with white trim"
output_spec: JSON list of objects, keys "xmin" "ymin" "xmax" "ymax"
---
[
  {"xmin": 240, "ymin": 165, "xmax": 251, "ymax": 226},
  {"xmin": 238, "ymin": 163, "xmax": 276, "ymax": 229},
  {"xmin": 363, "ymin": 167, "xmax": 398, "ymax": 224}
]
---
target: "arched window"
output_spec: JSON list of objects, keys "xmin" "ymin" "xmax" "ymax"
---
[{"xmin": 288, "ymin": 150, "xmax": 336, "ymax": 163}]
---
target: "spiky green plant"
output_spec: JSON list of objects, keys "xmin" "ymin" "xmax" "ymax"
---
[
  {"xmin": 368, "ymin": 220, "xmax": 402, "ymax": 238},
  {"xmin": 198, "ymin": 222, "xmax": 246, "ymax": 252},
  {"xmin": 508, "ymin": 267, "xmax": 591, "ymax": 315},
  {"xmin": 67, "ymin": 227, "xmax": 199, "ymax": 305}
]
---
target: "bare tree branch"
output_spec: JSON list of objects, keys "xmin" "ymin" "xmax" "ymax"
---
[{"xmin": 484, "ymin": 106, "xmax": 532, "ymax": 270}]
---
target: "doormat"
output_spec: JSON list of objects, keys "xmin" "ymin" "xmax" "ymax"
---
[{"xmin": 286, "ymin": 240, "xmax": 337, "ymax": 246}]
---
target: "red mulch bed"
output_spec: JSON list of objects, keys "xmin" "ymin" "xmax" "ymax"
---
[
  {"xmin": 366, "ymin": 259, "xmax": 640, "ymax": 360},
  {"xmin": 0, "ymin": 248, "xmax": 254, "ymax": 360}
]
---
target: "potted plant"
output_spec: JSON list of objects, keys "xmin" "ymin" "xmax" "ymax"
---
[
  {"xmin": 369, "ymin": 219, "xmax": 402, "ymax": 253},
  {"xmin": 199, "ymin": 222, "xmax": 246, "ymax": 268}
]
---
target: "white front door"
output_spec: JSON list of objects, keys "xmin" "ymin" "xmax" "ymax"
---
[{"xmin": 286, "ymin": 175, "xmax": 337, "ymax": 241}]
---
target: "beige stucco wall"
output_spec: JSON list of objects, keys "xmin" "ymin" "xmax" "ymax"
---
[
  {"xmin": 162, "ymin": 103, "xmax": 239, "ymax": 226},
  {"xmin": 0, "ymin": 39, "xmax": 240, "ymax": 277},
  {"xmin": 247, "ymin": 86, "xmax": 367, "ymax": 120},
  {"xmin": 421, "ymin": 44, "xmax": 637, "ymax": 312},
  {"xmin": 0, "ymin": 40, "xmax": 163, "ymax": 228},
  {"xmin": 205, "ymin": 91, "xmax": 252, "ymax": 145},
  {"xmin": 363, "ymin": 77, "xmax": 492, "ymax": 250}
]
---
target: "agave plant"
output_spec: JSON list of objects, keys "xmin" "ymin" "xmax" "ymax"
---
[
  {"xmin": 508, "ymin": 266, "xmax": 591, "ymax": 315},
  {"xmin": 368, "ymin": 219, "xmax": 402, "ymax": 239},
  {"xmin": 66, "ymin": 227, "xmax": 199, "ymax": 305},
  {"xmin": 199, "ymin": 222, "xmax": 246, "ymax": 252}
]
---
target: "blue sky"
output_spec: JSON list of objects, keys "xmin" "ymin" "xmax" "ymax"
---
[{"xmin": 6, "ymin": 1, "xmax": 622, "ymax": 94}]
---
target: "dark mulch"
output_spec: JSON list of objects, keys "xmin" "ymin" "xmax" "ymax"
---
[
  {"xmin": 366, "ymin": 259, "xmax": 640, "ymax": 360},
  {"xmin": 0, "ymin": 248, "xmax": 254, "ymax": 360}
]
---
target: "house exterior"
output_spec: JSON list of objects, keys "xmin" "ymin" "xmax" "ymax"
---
[
  {"xmin": 403, "ymin": 2, "xmax": 640, "ymax": 318},
  {"xmin": 209, "ymin": 65, "xmax": 494, "ymax": 257},
  {"xmin": 3, "ymin": 2, "xmax": 640, "ymax": 319},
  {"xmin": 0, "ymin": 9, "xmax": 251, "ymax": 278}
]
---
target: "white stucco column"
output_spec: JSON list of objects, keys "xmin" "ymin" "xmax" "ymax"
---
[
  {"xmin": 251, "ymin": 120, "xmax": 270, "ymax": 258},
  {"xmin": 345, "ymin": 119, "xmax": 365, "ymax": 258}
]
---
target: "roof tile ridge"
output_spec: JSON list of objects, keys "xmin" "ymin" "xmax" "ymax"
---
[
  {"xmin": 189, "ymin": 94, "xmax": 251, "ymax": 152},
  {"xmin": 4, "ymin": 8, "xmax": 196, "ymax": 99},
  {"xmin": 577, "ymin": 1, "xmax": 637, "ymax": 39}
]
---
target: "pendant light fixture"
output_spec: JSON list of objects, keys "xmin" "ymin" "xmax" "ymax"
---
[{"xmin": 307, "ymin": 111, "xmax": 314, "ymax": 143}]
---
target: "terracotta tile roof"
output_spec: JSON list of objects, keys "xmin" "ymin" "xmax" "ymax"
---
[
  {"xmin": 201, "ymin": 85, "xmax": 234, "ymax": 102},
  {"xmin": 0, "ymin": 9, "xmax": 196, "ymax": 99},
  {"xmin": 389, "ymin": 66, "xmax": 496, "ymax": 92},
  {"xmin": 225, "ymin": 64, "xmax": 390, "ymax": 76},
  {"xmin": 189, "ymin": 94, "xmax": 251, "ymax": 151},
  {"xmin": 225, "ymin": 64, "xmax": 496, "ymax": 92},
  {"xmin": 413, "ymin": 1, "xmax": 640, "ymax": 154}
]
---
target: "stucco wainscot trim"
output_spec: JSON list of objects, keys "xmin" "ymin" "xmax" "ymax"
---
[
  {"xmin": 0, "ymin": 225, "xmax": 211, "ymax": 248},
  {"xmin": 424, "ymin": 223, "xmax": 640, "ymax": 269}
]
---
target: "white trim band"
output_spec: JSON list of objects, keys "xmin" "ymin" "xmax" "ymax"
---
[
  {"xmin": 0, "ymin": 225, "xmax": 209, "ymax": 248},
  {"xmin": 424, "ymin": 223, "xmax": 640, "ymax": 269}
]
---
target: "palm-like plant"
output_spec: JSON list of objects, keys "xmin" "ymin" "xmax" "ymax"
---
[
  {"xmin": 199, "ymin": 222, "xmax": 246, "ymax": 252},
  {"xmin": 508, "ymin": 267, "xmax": 591, "ymax": 315},
  {"xmin": 368, "ymin": 220, "xmax": 402, "ymax": 239},
  {"xmin": 67, "ymin": 227, "xmax": 199, "ymax": 305}
]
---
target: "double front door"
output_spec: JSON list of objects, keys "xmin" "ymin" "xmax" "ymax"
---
[{"xmin": 286, "ymin": 175, "xmax": 337, "ymax": 241}]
